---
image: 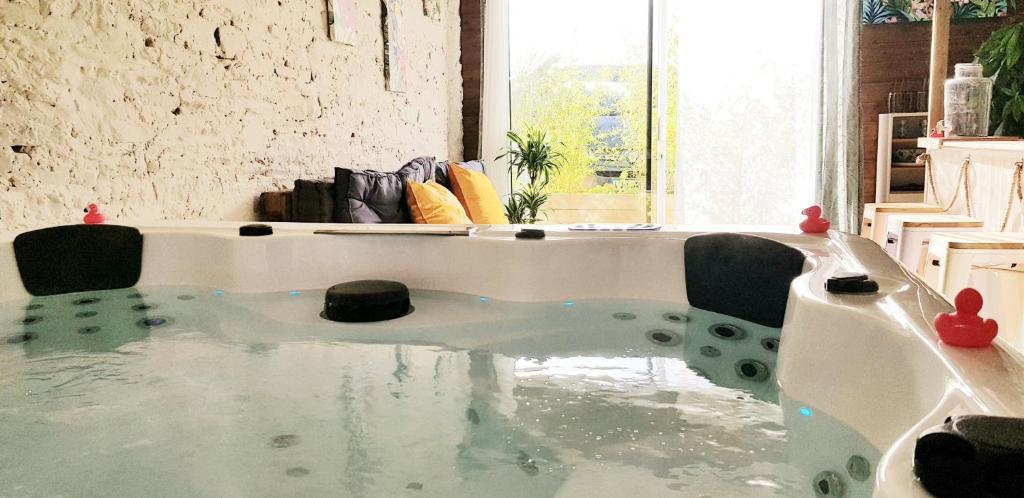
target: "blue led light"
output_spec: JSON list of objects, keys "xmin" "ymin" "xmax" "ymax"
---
[
  {"xmin": 214, "ymin": 290, "xmax": 225, "ymax": 297},
  {"xmin": 290, "ymin": 290, "xmax": 301, "ymax": 297},
  {"xmin": 799, "ymin": 407, "xmax": 813, "ymax": 417},
  {"xmin": 564, "ymin": 300, "xmax": 575, "ymax": 308},
  {"xmin": 479, "ymin": 296, "xmax": 489, "ymax": 303}
]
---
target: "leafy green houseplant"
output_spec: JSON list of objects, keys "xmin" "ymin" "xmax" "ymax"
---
[
  {"xmin": 498, "ymin": 129, "xmax": 563, "ymax": 224},
  {"xmin": 976, "ymin": 4, "xmax": 1024, "ymax": 136}
]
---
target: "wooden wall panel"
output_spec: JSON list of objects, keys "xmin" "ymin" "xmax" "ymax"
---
[
  {"xmin": 460, "ymin": 0, "xmax": 483, "ymax": 160},
  {"xmin": 859, "ymin": 17, "xmax": 1019, "ymax": 203}
]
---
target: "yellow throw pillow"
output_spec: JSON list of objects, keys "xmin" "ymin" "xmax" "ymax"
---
[
  {"xmin": 449, "ymin": 163, "xmax": 509, "ymax": 224},
  {"xmin": 406, "ymin": 180, "xmax": 473, "ymax": 224}
]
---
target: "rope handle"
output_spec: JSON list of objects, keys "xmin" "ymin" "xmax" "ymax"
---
[
  {"xmin": 918, "ymin": 153, "xmax": 941, "ymax": 205},
  {"xmin": 1000, "ymin": 160, "xmax": 1024, "ymax": 232},
  {"xmin": 917, "ymin": 153, "xmax": 974, "ymax": 216}
]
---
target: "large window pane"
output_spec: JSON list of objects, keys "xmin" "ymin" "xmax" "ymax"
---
[
  {"xmin": 663, "ymin": 0, "xmax": 820, "ymax": 225},
  {"xmin": 509, "ymin": 1, "xmax": 820, "ymax": 226},
  {"xmin": 509, "ymin": 0, "xmax": 651, "ymax": 223}
]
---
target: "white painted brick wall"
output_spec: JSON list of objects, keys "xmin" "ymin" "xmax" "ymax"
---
[{"xmin": 0, "ymin": 0, "xmax": 463, "ymax": 229}]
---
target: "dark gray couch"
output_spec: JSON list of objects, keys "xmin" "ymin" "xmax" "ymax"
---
[{"xmin": 265, "ymin": 157, "xmax": 486, "ymax": 223}]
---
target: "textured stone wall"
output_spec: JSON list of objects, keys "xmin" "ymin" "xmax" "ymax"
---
[{"xmin": 0, "ymin": 0, "xmax": 463, "ymax": 229}]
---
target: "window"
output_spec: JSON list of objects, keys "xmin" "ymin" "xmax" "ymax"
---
[
  {"xmin": 507, "ymin": 0, "xmax": 821, "ymax": 225},
  {"xmin": 509, "ymin": 0, "xmax": 650, "ymax": 223}
]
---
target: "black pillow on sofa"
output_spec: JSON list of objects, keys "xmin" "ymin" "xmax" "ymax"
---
[
  {"xmin": 435, "ymin": 160, "xmax": 486, "ymax": 190},
  {"xmin": 333, "ymin": 157, "xmax": 436, "ymax": 223},
  {"xmin": 292, "ymin": 179, "xmax": 335, "ymax": 223}
]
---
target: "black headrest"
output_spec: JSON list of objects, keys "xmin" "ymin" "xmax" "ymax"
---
[
  {"xmin": 684, "ymin": 233, "xmax": 805, "ymax": 328},
  {"xmin": 14, "ymin": 224, "xmax": 143, "ymax": 296}
]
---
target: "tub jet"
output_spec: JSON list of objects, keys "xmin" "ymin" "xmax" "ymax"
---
[
  {"xmin": 699, "ymin": 345, "xmax": 721, "ymax": 358},
  {"xmin": 6, "ymin": 332, "xmax": 36, "ymax": 344},
  {"xmin": 323, "ymin": 280, "xmax": 413, "ymax": 323},
  {"xmin": 662, "ymin": 312, "xmax": 689, "ymax": 323},
  {"xmin": 846, "ymin": 455, "xmax": 871, "ymax": 482},
  {"xmin": 136, "ymin": 317, "xmax": 171, "ymax": 329},
  {"xmin": 646, "ymin": 329, "xmax": 682, "ymax": 346},
  {"xmin": 735, "ymin": 359, "xmax": 771, "ymax": 382},
  {"xmin": 709, "ymin": 323, "xmax": 746, "ymax": 341},
  {"xmin": 812, "ymin": 470, "xmax": 846, "ymax": 497}
]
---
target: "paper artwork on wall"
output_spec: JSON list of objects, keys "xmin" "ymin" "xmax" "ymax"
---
[
  {"xmin": 424, "ymin": 0, "xmax": 442, "ymax": 20},
  {"xmin": 327, "ymin": 0, "xmax": 358, "ymax": 45},
  {"xmin": 862, "ymin": 0, "xmax": 1010, "ymax": 24},
  {"xmin": 382, "ymin": 0, "xmax": 407, "ymax": 92}
]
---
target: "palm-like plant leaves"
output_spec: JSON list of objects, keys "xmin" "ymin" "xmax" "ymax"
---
[
  {"xmin": 972, "ymin": 0, "xmax": 1012, "ymax": 17},
  {"xmin": 883, "ymin": 0, "xmax": 914, "ymax": 21},
  {"xmin": 504, "ymin": 193, "xmax": 528, "ymax": 224},
  {"xmin": 863, "ymin": 0, "xmax": 894, "ymax": 23},
  {"xmin": 863, "ymin": 0, "xmax": 1015, "ymax": 24},
  {"xmin": 503, "ymin": 185, "xmax": 549, "ymax": 224},
  {"xmin": 955, "ymin": 2, "xmax": 983, "ymax": 18},
  {"xmin": 498, "ymin": 128, "xmax": 564, "ymax": 224},
  {"xmin": 498, "ymin": 129, "xmax": 564, "ymax": 187}
]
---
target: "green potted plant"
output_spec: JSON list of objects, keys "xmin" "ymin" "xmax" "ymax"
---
[
  {"xmin": 976, "ymin": 3, "xmax": 1023, "ymax": 136},
  {"xmin": 498, "ymin": 129, "xmax": 563, "ymax": 224}
]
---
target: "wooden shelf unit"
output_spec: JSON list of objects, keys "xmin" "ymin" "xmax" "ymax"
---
[{"xmin": 876, "ymin": 113, "xmax": 928, "ymax": 203}]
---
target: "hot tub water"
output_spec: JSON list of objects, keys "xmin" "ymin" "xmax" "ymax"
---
[{"xmin": 0, "ymin": 287, "xmax": 877, "ymax": 497}]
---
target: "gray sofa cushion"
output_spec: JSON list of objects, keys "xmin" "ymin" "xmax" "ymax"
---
[
  {"xmin": 333, "ymin": 157, "xmax": 436, "ymax": 223},
  {"xmin": 435, "ymin": 160, "xmax": 486, "ymax": 190}
]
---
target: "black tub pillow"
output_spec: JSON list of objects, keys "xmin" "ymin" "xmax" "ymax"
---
[
  {"xmin": 683, "ymin": 233, "xmax": 806, "ymax": 328},
  {"xmin": 14, "ymin": 225, "xmax": 143, "ymax": 296},
  {"xmin": 333, "ymin": 157, "xmax": 435, "ymax": 223}
]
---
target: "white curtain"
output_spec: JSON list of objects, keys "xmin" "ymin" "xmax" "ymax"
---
[
  {"xmin": 479, "ymin": 0, "xmax": 512, "ymax": 200},
  {"xmin": 816, "ymin": 0, "xmax": 863, "ymax": 233}
]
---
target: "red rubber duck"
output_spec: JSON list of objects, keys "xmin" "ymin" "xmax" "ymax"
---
[
  {"xmin": 934, "ymin": 288, "xmax": 998, "ymax": 348},
  {"xmin": 83, "ymin": 204, "xmax": 105, "ymax": 224},
  {"xmin": 800, "ymin": 205, "xmax": 830, "ymax": 234}
]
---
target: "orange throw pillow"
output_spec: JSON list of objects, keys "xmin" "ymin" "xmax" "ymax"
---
[
  {"xmin": 449, "ymin": 163, "xmax": 509, "ymax": 224},
  {"xmin": 406, "ymin": 180, "xmax": 473, "ymax": 224}
]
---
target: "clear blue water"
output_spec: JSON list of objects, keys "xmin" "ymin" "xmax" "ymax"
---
[{"xmin": 0, "ymin": 287, "xmax": 877, "ymax": 497}]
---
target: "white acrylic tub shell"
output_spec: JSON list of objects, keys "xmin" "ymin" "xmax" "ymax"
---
[{"xmin": 1, "ymin": 222, "xmax": 1023, "ymax": 498}]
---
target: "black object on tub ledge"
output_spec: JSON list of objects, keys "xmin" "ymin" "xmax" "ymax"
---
[
  {"xmin": 14, "ymin": 224, "xmax": 143, "ymax": 296},
  {"xmin": 914, "ymin": 415, "xmax": 1024, "ymax": 497},
  {"xmin": 515, "ymin": 228, "xmax": 545, "ymax": 240},
  {"xmin": 322, "ymin": 280, "xmax": 413, "ymax": 322},
  {"xmin": 825, "ymin": 273, "xmax": 880, "ymax": 295},
  {"xmin": 239, "ymin": 224, "xmax": 273, "ymax": 236}
]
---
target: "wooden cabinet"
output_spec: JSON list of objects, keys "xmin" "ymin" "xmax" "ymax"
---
[{"xmin": 875, "ymin": 113, "xmax": 928, "ymax": 202}]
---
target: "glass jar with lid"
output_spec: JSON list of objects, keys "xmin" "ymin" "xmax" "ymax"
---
[{"xmin": 944, "ymin": 63, "xmax": 993, "ymax": 137}]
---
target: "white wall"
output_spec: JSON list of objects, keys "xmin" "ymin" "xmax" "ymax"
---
[{"xmin": 0, "ymin": 0, "xmax": 463, "ymax": 229}]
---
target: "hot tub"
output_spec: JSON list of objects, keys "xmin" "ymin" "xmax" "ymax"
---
[{"xmin": 0, "ymin": 222, "xmax": 1021, "ymax": 497}]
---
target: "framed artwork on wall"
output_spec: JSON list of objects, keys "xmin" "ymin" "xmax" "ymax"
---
[
  {"xmin": 863, "ymin": 0, "xmax": 1011, "ymax": 24},
  {"xmin": 382, "ymin": 0, "xmax": 407, "ymax": 92},
  {"xmin": 327, "ymin": 0, "xmax": 358, "ymax": 45}
]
